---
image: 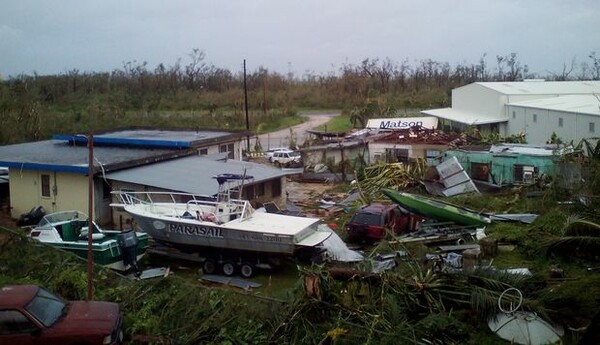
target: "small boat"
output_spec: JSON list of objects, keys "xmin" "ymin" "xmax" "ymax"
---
[
  {"xmin": 111, "ymin": 174, "xmax": 333, "ymax": 275},
  {"xmin": 382, "ymin": 189, "xmax": 491, "ymax": 226},
  {"xmin": 27, "ymin": 210, "xmax": 149, "ymax": 271}
]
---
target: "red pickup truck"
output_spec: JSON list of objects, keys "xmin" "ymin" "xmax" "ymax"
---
[
  {"xmin": 0, "ymin": 285, "xmax": 123, "ymax": 345},
  {"xmin": 346, "ymin": 203, "xmax": 415, "ymax": 243}
]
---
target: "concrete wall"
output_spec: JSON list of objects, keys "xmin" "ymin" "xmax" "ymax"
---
[
  {"xmin": 368, "ymin": 142, "xmax": 448, "ymax": 163},
  {"xmin": 197, "ymin": 140, "xmax": 243, "ymax": 160},
  {"xmin": 303, "ymin": 146, "xmax": 367, "ymax": 167},
  {"xmin": 242, "ymin": 178, "xmax": 286, "ymax": 208},
  {"xmin": 443, "ymin": 150, "xmax": 558, "ymax": 184},
  {"xmin": 9, "ymin": 169, "xmax": 89, "ymax": 220}
]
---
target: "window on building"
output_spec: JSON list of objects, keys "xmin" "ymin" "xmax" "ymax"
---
[
  {"xmin": 256, "ymin": 183, "xmax": 265, "ymax": 197},
  {"xmin": 532, "ymin": 114, "xmax": 537, "ymax": 123},
  {"xmin": 512, "ymin": 111, "xmax": 516, "ymax": 119},
  {"xmin": 199, "ymin": 148, "xmax": 208, "ymax": 155},
  {"xmin": 41, "ymin": 174, "xmax": 51, "ymax": 197},
  {"xmin": 102, "ymin": 181, "xmax": 111, "ymax": 200},
  {"xmin": 558, "ymin": 118, "xmax": 563, "ymax": 127},
  {"xmin": 590, "ymin": 122, "xmax": 595, "ymax": 133},
  {"xmin": 244, "ymin": 185, "xmax": 255, "ymax": 201},
  {"xmin": 385, "ymin": 148, "xmax": 409, "ymax": 163},
  {"xmin": 272, "ymin": 179, "xmax": 281, "ymax": 198},
  {"xmin": 425, "ymin": 150, "xmax": 441, "ymax": 165},
  {"xmin": 219, "ymin": 143, "xmax": 235, "ymax": 159},
  {"xmin": 470, "ymin": 162, "xmax": 490, "ymax": 182}
]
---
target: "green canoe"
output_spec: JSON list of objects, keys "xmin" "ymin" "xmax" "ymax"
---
[{"xmin": 382, "ymin": 189, "xmax": 491, "ymax": 226}]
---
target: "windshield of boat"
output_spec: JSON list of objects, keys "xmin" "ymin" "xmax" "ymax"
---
[
  {"xmin": 38, "ymin": 211, "xmax": 87, "ymax": 227},
  {"xmin": 25, "ymin": 288, "xmax": 67, "ymax": 327}
]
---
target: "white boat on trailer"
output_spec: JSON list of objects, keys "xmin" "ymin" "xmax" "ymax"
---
[{"xmin": 111, "ymin": 174, "xmax": 332, "ymax": 277}]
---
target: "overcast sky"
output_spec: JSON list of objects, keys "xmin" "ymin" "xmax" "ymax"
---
[{"xmin": 1, "ymin": 0, "xmax": 599, "ymax": 78}]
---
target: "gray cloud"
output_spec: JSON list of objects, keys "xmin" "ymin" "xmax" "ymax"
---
[{"xmin": 1, "ymin": 0, "xmax": 598, "ymax": 77}]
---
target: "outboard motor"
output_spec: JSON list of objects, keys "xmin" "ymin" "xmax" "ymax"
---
[
  {"xmin": 17, "ymin": 206, "xmax": 46, "ymax": 226},
  {"xmin": 117, "ymin": 230, "xmax": 140, "ymax": 276}
]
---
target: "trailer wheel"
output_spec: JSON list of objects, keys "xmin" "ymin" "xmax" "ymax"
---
[
  {"xmin": 240, "ymin": 263, "xmax": 254, "ymax": 278},
  {"xmin": 222, "ymin": 261, "xmax": 235, "ymax": 276},
  {"xmin": 203, "ymin": 259, "xmax": 217, "ymax": 275}
]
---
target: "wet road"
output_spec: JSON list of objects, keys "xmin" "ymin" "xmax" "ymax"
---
[{"xmin": 250, "ymin": 112, "xmax": 339, "ymax": 150}]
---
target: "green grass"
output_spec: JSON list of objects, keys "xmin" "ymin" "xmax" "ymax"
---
[
  {"xmin": 254, "ymin": 113, "xmax": 305, "ymax": 134},
  {"xmin": 315, "ymin": 114, "xmax": 354, "ymax": 132}
]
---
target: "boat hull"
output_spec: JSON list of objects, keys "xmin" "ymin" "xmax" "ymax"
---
[
  {"xmin": 28, "ymin": 210, "xmax": 150, "ymax": 271},
  {"xmin": 126, "ymin": 205, "xmax": 325, "ymax": 255},
  {"xmin": 36, "ymin": 232, "xmax": 149, "ymax": 271},
  {"xmin": 382, "ymin": 189, "xmax": 490, "ymax": 226}
]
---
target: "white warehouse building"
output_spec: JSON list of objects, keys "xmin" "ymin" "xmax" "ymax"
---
[{"xmin": 422, "ymin": 80, "xmax": 600, "ymax": 145}]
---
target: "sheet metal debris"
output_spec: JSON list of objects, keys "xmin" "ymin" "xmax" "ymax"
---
[{"xmin": 488, "ymin": 288, "xmax": 563, "ymax": 345}]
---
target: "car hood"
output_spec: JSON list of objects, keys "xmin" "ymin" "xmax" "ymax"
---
[{"xmin": 53, "ymin": 301, "xmax": 120, "ymax": 333}]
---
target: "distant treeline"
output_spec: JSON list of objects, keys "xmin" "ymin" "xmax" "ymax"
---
[{"xmin": 1, "ymin": 50, "xmax": 599, "ymax": 144}]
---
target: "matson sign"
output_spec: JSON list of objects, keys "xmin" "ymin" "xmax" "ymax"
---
[{"xmin": 366, "ymin": 117, "xmax": 438, "ymax": 130}]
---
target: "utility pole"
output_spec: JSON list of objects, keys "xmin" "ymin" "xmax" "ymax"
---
[
  {"xmin": 87, "ymin": 133, "xmax": 94, "ymax": 301},
  {"xmin": 243, "ymin": 60, "xmax": 250, "ymax": 153}
]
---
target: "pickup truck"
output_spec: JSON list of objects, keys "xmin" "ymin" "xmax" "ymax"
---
[{"xmin": 0, "ymin": 285, "xmax": 123, "ymax": 345}]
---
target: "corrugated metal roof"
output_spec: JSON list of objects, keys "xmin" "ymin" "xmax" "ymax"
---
[
  {"xmin": 508, "ymin": 95, "xmax": 600, "ymax": 116},
  {"xmin": 454, "ymin": 143, "xmax": 566, "ymax": 156},
  {"xmin": 489, "ymin": 144, "xmax": 560, "ymax": 156},
  {"xmin": 475, "ymin": 80, "xmax": 600, "ymax": 95},
  {"xmin": 105, "ymin": 155, "xmax": 287, "ymax": 196},
  {"xmin": 421, "ymin": 108, "xmax": 507, "ymax": 125}
]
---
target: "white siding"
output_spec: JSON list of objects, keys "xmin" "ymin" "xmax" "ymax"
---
[
  {"xmin": 452, "ymin": 84, "xmax": 506, "ymax": 118},
  {"xmin": 549, "ymin": 110, "xmax": 576, "ymax": 143},
  {"xmin": 507, "ymin": 104, "xmax": 600, "ymax": 145},
  {"xmin": 507, "ymin": 106, "xmax": 527, "ymax": 137},
  {"xmin": 578, "ymin": 114, "xmax": 599, "ymax": 142}
]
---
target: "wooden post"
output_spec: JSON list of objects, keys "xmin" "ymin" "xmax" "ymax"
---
[
  {"xmin": 480, "ymin": 237, "xmax": 498, "ymax": 258},
  {"xmin": 462, "ymin": 248, "xmax": 481, "ymax": 272}
]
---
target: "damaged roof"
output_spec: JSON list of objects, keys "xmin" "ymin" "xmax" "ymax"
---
[{"xmin": 370, "ymin": 127, "xmax": 467, "ymax": 145}]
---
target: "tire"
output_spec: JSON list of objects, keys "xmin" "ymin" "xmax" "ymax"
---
[
  {"xmin": 222, "ymin": 261, "xmax": 235, "ymax": 276},
  {"xmin": 203, "ymin": 259, "xmax": 217, "ymax": 275},
  {"xmin": 240, "ymin": 263, "xmax": 254, "ymax": 278}
]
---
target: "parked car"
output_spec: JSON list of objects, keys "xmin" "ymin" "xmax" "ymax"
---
[
  {"xmin": 265, "ymin": 147, "xmax": 290, "ymax": 159},
  {"xmin": 269, "ymin": 150, "xmax": 301, "ymax": 165},
  {"xmin": 0, "ymin": 284, "xmax": 123, "ymax": 344},
  {"xmin": 346, "ymin": 203, "xmax": 411, "ymax": 243}
]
